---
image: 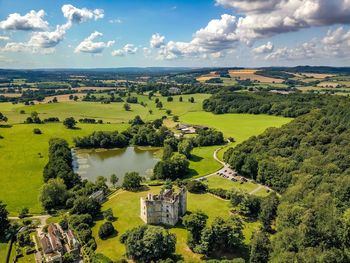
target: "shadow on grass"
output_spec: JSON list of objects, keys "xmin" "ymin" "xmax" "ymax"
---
[
  {"xmin": 125, "ymin": 185, "xmax": 150, "ymax": 192},
  {"xmin": 201, "ymin": 244, "xmax": 250, "ymax": 262},
  {"xmin": 189, "ymin": 154, "xmax": 203, "ymax": 162},
  {"xmin": 0, "ymin": 124, "xmax": 12, "ymax": 128},
  {"xmin": 183, "ymin": 169, "xmax": 199, "ymax": 179},
  {"xmin": 99, "ymin": 230, "xmax": 119, "ymax": 241}
]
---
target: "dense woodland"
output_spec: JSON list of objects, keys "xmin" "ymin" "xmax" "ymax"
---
[
  {"xmin": 203, "ymin": 91, "xmax": 331, "ymax": 117},
  {"xmin": 222, "ymin": 95, "xmax": 350, "ymax": 262}
]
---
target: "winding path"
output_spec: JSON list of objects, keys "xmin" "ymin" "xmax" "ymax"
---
[
  {"xmin": 196, "ymin": 144, "xmax": 274, "ymax": 195},
  {"xmin": 9, "ymin": 215, "xmax": 51, "ymax": 228}
]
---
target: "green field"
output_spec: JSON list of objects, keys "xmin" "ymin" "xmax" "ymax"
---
[
  {"xmin": 0, "ymin": 93, "xmax": 291, "ymax": 214},
  {"xmin": 207, "ymin": 175, "xmax": 257, "ymax": 193},
  {"xmin": 0, "ymin": 123, "xmax": 128, "ymax": 214},
  {"xmin": 92, "ymin": 186, "xmax": 259, "ymax": 262},
  {"xmin": 0, "ymin": 240, "xmax": 8, "ymax": 262}
]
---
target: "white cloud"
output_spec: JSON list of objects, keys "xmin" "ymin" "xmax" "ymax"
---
[
  {"xmin": 109, "ymin": 19, "xmax": 122, "ymax": 24},
  {"xmin": 265, "ymin": 27, "xmax": 350, "ymax": 61},
  {"xmin": 0, "ymin": 36, "xmax": 10, "ymax": 41},
  {"xmin": 154, "ymin": 0, "xmax": 350, "ymax": 60},
  {"xmin": 0, "ymin": 10, "xmax": 48, "ymax": 31},
  {"xmin": 75, "ymin": 31, "xmax": 114, "ymax": 54},
  {"xmin": 61, "ymin": 4, "xmax": 104, "ymax": 24},
  {"xmin": 215, "ymin": 0, "xmax": 350, "ymax": 42},
  {"xmin": 143, "ymin": 47, "xmax": 152, "ymax": 57},
  {"xmin": 111, "ymin": 44, "xmax": 138, "ymax": 56},
  {"xmin": 150, "ymin": 33, "xmax": 165, "ymax": 48},
  {"xmin": 0, "ymin": 5, "xmax": 107, "ymax": 54},
  {"xmin": 216, "ymin": 0, "xmax": 281, "ymax": 13},
  {"xmin": 1, "ymin": 42, "xmax": 55, "ymax": 54},
  {"xmin": 156, "ymin": 14, "xmax": 238, "ymax": 59},
  {"xmin": 253, "ymin": 41, "xmax": 274, "ymax": 54},
  {"xmin": 28, "ymin": 23, "xmax": 70, "ymax": 48}
]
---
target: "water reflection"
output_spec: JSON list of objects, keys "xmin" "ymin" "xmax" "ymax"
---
[{"xmin": 72, "ymin": 147, "xmax": 160, "ymax": 184}]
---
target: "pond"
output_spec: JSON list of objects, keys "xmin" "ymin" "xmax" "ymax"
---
[{"xmin": 72, "ymin": 147, "xmax": 161, "ymax": 184}]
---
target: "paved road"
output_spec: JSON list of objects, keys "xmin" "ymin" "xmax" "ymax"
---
[{"xmin": 196, "ymin": 144, "xmax": 274, "ymax": 195}]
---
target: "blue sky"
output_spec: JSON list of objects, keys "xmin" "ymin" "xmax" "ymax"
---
[{"xmin": 0, "ymin": 0, "xmax": 349, "ymax": 68}]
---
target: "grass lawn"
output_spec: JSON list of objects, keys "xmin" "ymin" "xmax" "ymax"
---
[
  {"xmin": 93, "ymin": 186, "xmax": 259, "ymax": 262},
  {"xmin": 180, "ymin": 112, "xmax": 291, "ymax": 140},
  {"xmin": 17, "ymin": 254, "xmax": 36, "ymax": 263},
  {"xmin": 188, "ymin": 146, "xmax": 223, "ymax": 178},
  {"xmin": 0, "ymin": 123, "xmax": 128, "ymax": 215},
  {"xmin": 206, "ymin": 175, "xmax": 258, "ymax": 193},
  {"xmin": 181, "ymin": 112, "xmax": 291, "ymax": 175},
  {"xmin": 0, "ymin": 240, "xmax": 8, "ymax": 262}
]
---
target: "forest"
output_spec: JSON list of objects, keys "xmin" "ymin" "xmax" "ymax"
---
[
  {"xmin": 222, "ymin": 94, "xmax": 350, "ymax": 262},
  {"xmin": 203, "ymin": 91, "xmax": 332, "ymax": 117}
]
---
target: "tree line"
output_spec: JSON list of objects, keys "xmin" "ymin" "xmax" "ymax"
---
[
  {"xmin": 203, "ymin": 91, "xmax": 333, "ymax": 117},
  {"xmin": 223, "ymin": 95, "xmax": 350, "ymax": 262}
]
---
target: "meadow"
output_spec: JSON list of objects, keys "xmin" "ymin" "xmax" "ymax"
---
[
  {"xmin": 92, "ymin": 186, "xmax": 260, "ymax": 262},
  {"xmin": 0, "ymin": 93, "xmax": 291, "ymax": 215}
]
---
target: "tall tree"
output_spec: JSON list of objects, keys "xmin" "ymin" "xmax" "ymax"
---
[
  {"xmin": 39, "ymin": 178, "xmax": 68, "ymax": 211},
  {"xmin": 120, "ymin": 225, "xmax": 176, "ymax": 262},
  {"xmin": 250, "ymin": 230, "xmax": 271, "ymax": 263},
  {"xmin": 0, "ymin": 201, "xmax": 9, "ymax": 237},
  {"xmin": 63, "ymin": 117, "xmax": 77, "ymax": 129},
  {"xmin": 183, "ymin": 211, "xmax": 208, "ymax": 249}
]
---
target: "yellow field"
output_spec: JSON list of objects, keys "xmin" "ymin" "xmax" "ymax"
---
[
  {"xmin": 0, "ymin": 93, "xmax": 22, "ymax": 98},
  {"xmin": 42, "ymin": 93, "xmax": 85, "ymax": 103},
  {"xmin": 196, "ymin": 71, "xmax": 219, "ymax": 82},
  {"xmin": 229, "ymin": 69, "xmax": 283, "ymax": 83},
  {"xmin": 302, "ymin": 73, "xmax": 335, "ymax": 79},
  {"xmin": 317, "ymin": 82, "xmax": 339, "ymax": 88}
]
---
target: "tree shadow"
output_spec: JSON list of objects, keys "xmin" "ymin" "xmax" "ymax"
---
[
  {"xmin": 127, "ymin": 185, "xmax": 150, "ymax": 192},
  {"xmin": 189, "ymin": 154, "xmax": 203, "ymax": 162},
  {"xmin": 0, "ymin": 124, "xmax": 12, "ymax": 128},
  {"xmin": 183, "ymin": 169, "xmax": 199, "ymax": 179}
]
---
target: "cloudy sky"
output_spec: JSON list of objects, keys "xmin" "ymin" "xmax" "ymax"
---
[{"xmin": 0, "ymin": 0, "xmax": 349, "ymax": 68}]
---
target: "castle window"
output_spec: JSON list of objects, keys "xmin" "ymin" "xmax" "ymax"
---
[{"xmin": 166, "ymin": 214, "xmax": 169, "ymax": 218}]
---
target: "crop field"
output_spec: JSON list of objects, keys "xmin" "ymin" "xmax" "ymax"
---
[
  {"xmin": 42, "ymin": 93, "xmax": 85, "ymax": 103},
  {"xmin": 92, "ymin": 186, "xmax": 260, "ymax": 262},
  {"xmin": 196, "ymin": 72, "xmax": 220, "ymax": 82},
  {"xmin": 228, "ymin": 69, "xmax": 284, "ymax": 83}
]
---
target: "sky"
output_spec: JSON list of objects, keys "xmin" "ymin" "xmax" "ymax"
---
[{"xmin": 0, "ymin": 0, "xmax": 349, "ymax": 68}]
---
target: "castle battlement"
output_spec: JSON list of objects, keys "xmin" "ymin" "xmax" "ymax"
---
[{"xmin": 140, "ymin": 187, "xmax": 187, "ymax": 226}]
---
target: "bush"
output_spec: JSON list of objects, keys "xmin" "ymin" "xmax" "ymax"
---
[
  {"xmin": 33, "ymin": 128, "xmax": 42, "ymax": 134},
  {"xmin": 186, "ymin": 180, "xmax": 207, "ymax": 193},
  {"xmin": 98, "ymin": 222, "xmax": 116, "ymax": 239},
  {"xmin": 207, "ymin": 188, "xmax": 231, "ymax": 199},
  {"xmin": 103, "ymin": 208, "xmax": 115, "ymax": 222}
]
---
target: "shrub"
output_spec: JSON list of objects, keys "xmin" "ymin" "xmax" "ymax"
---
[
  {"xmin": 33, "ymin": 128, "xmax": 42, "ymax": 134},
  {"xmin": 186, "ymin": 180, "xmax": 207, "ymax": 193},
  {"xmin": 98, "ymin": 222, "xmax": 116, "ymax": 239}
]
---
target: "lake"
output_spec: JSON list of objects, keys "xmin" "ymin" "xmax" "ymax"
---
[{"xmin": 72, "ymin": 147, "xmax": 161, "ymax": 184}]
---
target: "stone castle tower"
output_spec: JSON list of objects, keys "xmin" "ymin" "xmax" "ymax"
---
[{"xmin": 140, "ymin": 187, "xmax": 187, "ymax": 226}]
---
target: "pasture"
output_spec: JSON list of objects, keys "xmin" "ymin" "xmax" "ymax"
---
[
  {"xmin": 0, "ymin": 93, "xmax": 291, "ymax": 214},
  {"xmin": 0, "ymin": 123, "xmax": 128, "ymax": 214}
]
